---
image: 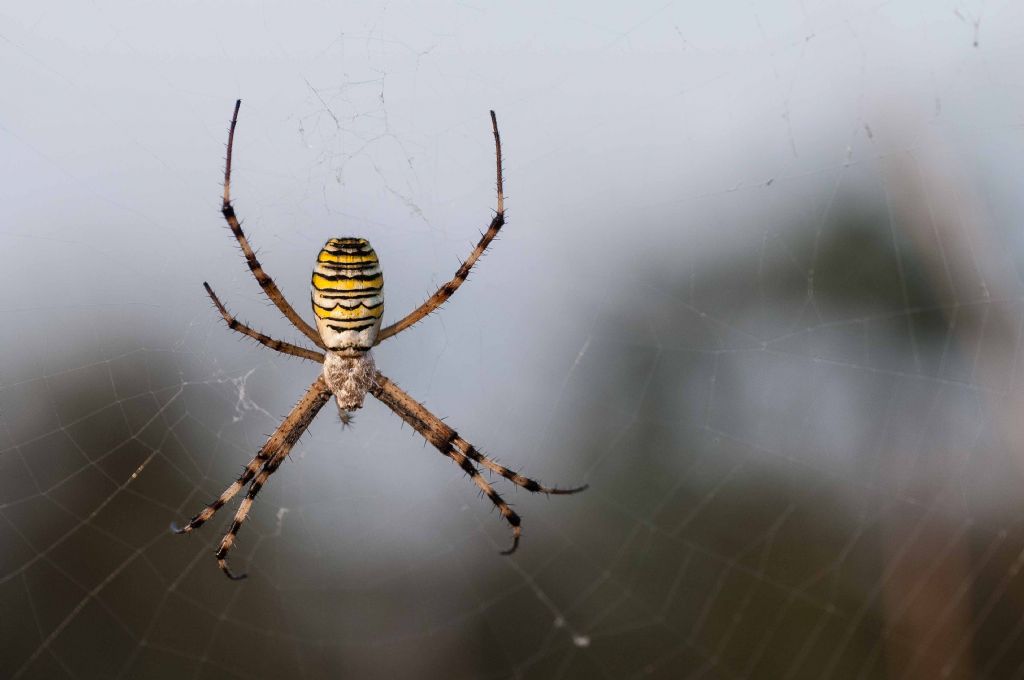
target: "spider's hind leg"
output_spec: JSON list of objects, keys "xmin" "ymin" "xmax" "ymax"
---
[
  {"xmin": 375, "ymin": 111, "xmax": 506, "ymax": 343},
  {"xmin": 217, "ymin": 99, "xmax": 325, "ymax": 349}
]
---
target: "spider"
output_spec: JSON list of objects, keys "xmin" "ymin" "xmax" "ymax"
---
[{"xmin": 172, "ymin": 100, "xmax": 587, "ymax": 580}]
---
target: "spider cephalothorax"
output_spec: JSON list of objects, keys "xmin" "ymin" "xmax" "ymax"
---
[
  {"xmin": 173, "ymin": 100, "xmax": 586, "ymax": 580},
  {"xmin": 321, "ymin": 351, "xmax": 377, "ymax": 414}
]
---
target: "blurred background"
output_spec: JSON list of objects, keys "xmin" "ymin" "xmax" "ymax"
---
[{"xmin": 3, "ymin": 1, "xmax": 1024, "ymax": 678}]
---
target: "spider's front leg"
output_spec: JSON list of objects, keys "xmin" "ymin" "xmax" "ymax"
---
[
  {"xmin": 173, "ymin": 375, "xmax": 333, "ymax": 579},
  {"xmin": 369, "ymin": 371, "xmax": 587, "ymax": 554}
]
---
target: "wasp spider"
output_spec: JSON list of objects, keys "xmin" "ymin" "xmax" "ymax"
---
[{"xmin": 172, "ymin": 101, "xmax": 587, "ymax": 580}]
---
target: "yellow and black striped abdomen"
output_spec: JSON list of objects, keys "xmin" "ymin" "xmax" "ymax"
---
[{"xmin": 311, "ymin": 238, "xmax": 383, "ymax": 352}]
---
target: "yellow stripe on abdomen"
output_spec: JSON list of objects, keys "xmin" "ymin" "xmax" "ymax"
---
[
  {"xmin": 312, "ymin": 273, "xmax": 383, "ymax": 291},
  {"xmin": 312, "ymin": 303, "xmax": 385, "ymax": 320},
  {"xmin": 317, "ymin": 251, "xmax": 379, "ymax": 265}
]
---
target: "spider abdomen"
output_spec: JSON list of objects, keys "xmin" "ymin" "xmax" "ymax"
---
[{"xmin": 311, "ymin": 237, "xmax": 384, "ymax": 352}]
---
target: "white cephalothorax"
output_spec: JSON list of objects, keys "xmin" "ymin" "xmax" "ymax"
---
[
  {"xmin": 322, "ymin": 351, "xmax": 376, "ymax": 413},
  {"xmin": 174, "ymin": 101, "xmax": 585, "ymax": 581}
]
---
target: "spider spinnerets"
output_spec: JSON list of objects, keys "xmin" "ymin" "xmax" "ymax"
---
[{"xmin": 173, "ymin": 100, "xmax": 587, "ymax": 580}]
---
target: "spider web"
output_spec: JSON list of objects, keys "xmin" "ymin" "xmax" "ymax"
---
[{"xmin": 4, "ymin": 1, "xmax": 1024, "ymax": 678}]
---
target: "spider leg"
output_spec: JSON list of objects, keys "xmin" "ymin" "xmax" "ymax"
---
[
  {"xmin": 387, "ymin": 409, "xmax": 521, "ymax": 554},
  {"xmin": 375, "ymin": 111, "xmax": 505, "ymax": 343},
  {"xmin": 219, "ymin": 99, "xmax": 326, "ymax": 349},
  {"xmin": 173, "ymin": 376, "xmax": 332, "ymax": 573},
  {"xmin": 370, "ymin": 371, "xmax": 586, "ymax": 554},
  {"xmin": 171, "ymin": 444, "xmax": 272, "ymax": 535},
  {"xmin": 453, "ymin": 435, "xmax": 588, "ymax": 495},
  {"xmin": 203, "ymin": 282, "xmax": 325, "ymax": 363},
  {"xmin": 215, "ymin": 448, "xmax": 288, "ymax": 580}
]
